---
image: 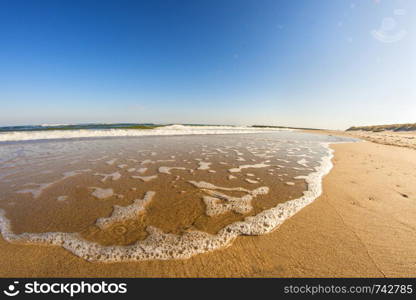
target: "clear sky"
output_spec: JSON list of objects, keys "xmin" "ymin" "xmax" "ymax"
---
[{"xmin": 0, "ymin": 0, "xmax": 414, "ymax": 129}]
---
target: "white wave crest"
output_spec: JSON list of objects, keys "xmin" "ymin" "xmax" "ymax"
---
[{"xmin": 0, "ymin": 125, "xmax": 292, "ymax": 142}]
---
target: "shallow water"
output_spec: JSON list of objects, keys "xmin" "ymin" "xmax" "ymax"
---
[{"xmin": 0, "ymin": 131, "xmax": 356, "ymax": 261}]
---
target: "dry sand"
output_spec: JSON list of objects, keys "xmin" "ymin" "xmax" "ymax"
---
[
  {"xmin": 307, "ymin": 129, "xmax": 416, "ymax": 150},
  {"xmin": 346, "ymin": 130, "xmax": 416, "ymax": 150},
  {"xmin": 1, "ymin": 132, "xmax": 416, "ymax": 277}
]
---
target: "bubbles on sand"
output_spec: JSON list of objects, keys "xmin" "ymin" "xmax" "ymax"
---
[
  {"xmin": 188, "ymin": 180, "xmax": 269, "ymax": 215},
  {"xmin": 17, "ymin": 183, "xmax": 54, "ymax": 199},
  {"xmin": 91, "ymin": 188, "xmax": 114, "ymax": 199},
  {"xmin": 197, "ymin": 184, "xmax": 269, "ymax": 216},
  {"xmin": 16, "ymin": 169, "xmax": 91, "ymax": 199},
  {"xmin": 228, "ymin": 162, "xmax": 270, "ymax": 173},
  {"xmin": 57, "ymin": 195, "xmax": 68, "ymax": 202},
  {"xmin": 96, "ymin": 191, "xmax": 155, "ymax": 229},
  {"xmin": 297, "ymin": 159, "xmax": 309, "ymax": 167},
  {"xmin": 106, "ymin": 159, "xmax": 117, "ymax": 166},
  {"xmin": 197, "ymin": 161, "xmax": 211, "ymax": 170},
  {"xmin": 94, "ymin": 172, "xmax": 122, "ymax": 182},
  {"xmin": 158, "ymin": 166, "xmax": 186, "ymax": 174},
  {"xmin": 131, "ymin": 175, "xmax": 158, "ymax": 182},
  {"xmin": 245, "ymin": 178, "xmax": 259, "ymax": 184},
  {"xmin": 136, "ymin": 168, "xmax": 147, "ymax": 174}
]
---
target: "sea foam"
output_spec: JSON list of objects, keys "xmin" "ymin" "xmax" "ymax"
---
[{"xmin": 96, "ymin": 191, "xmax": 155, "ymax": 229}]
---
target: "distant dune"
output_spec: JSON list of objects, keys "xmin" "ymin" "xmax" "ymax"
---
[{"xmin": 346, "ymin": 123, "xmax": 416, "ymax": 132}]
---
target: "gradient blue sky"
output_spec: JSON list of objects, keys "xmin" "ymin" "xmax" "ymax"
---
[{"xmin": 0, "ymin": 0, "xmax": 414, "ymax": 129}]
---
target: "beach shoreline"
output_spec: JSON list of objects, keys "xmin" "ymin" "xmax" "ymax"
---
[
  {"xmin": 303, "ymin": 129, "xmax": 416, "ymax": 150},
  {"xmin": 0, "ymin": 131, "xmax": 415, "ymax": 277}
]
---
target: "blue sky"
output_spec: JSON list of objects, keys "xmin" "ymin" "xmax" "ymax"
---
[{"xmin": 0, "ymin": 0, "xmax": 414, "ymax": 129}]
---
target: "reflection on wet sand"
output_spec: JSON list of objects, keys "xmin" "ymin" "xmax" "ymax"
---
[{"xmin": 0, "ymin": 132, "xmax": 354, "ymax": 261}]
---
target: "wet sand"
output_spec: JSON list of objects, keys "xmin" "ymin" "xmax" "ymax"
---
[
  {"xmin": 1, "ymin": 132, "xmax": 416, "ymax": 277},
  {"xmin": 0, "ymin": 132, "xmax": 339, "ymax": 262}
]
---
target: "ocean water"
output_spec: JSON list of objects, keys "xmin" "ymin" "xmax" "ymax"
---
[
  {"xmin": 0, "ymin": 124, "xmax": 288, "ymax": 142},
  {"xmin": 0, "ymin": 128, "xmax": 356, "ymax": 261},
  {"xmin": 0, "ymin": 123, "xmax": 156, "ymax": 132}
]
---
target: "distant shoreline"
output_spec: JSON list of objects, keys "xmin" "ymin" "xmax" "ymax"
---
[
  {"xmin": 346, "ymin": 123, "xmax": 416, "ymax": 132},
  {"xmin": 302, "ymin": 129, "xmax": 416, "ymax": 151}
]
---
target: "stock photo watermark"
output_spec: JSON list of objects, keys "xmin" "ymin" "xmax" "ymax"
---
[
  {"xmin": 2, "ymin": 281, "xmax": 127, "ymax": 297},
  {"xmin": 371, "ymin": 8, "xmax": 407, "ymax": 43}
]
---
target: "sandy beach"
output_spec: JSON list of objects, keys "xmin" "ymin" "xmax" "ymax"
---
[
  {"xmin": 0, "ymin": 130, "xmax": 415, "ymax": 277},
  {"xmin": 1, "ymin": 0, "xmax": 414, "ymax": 285},
  {"xmin": 346, "ymin": 131, "xmax": 416, "ymax": 150}
]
